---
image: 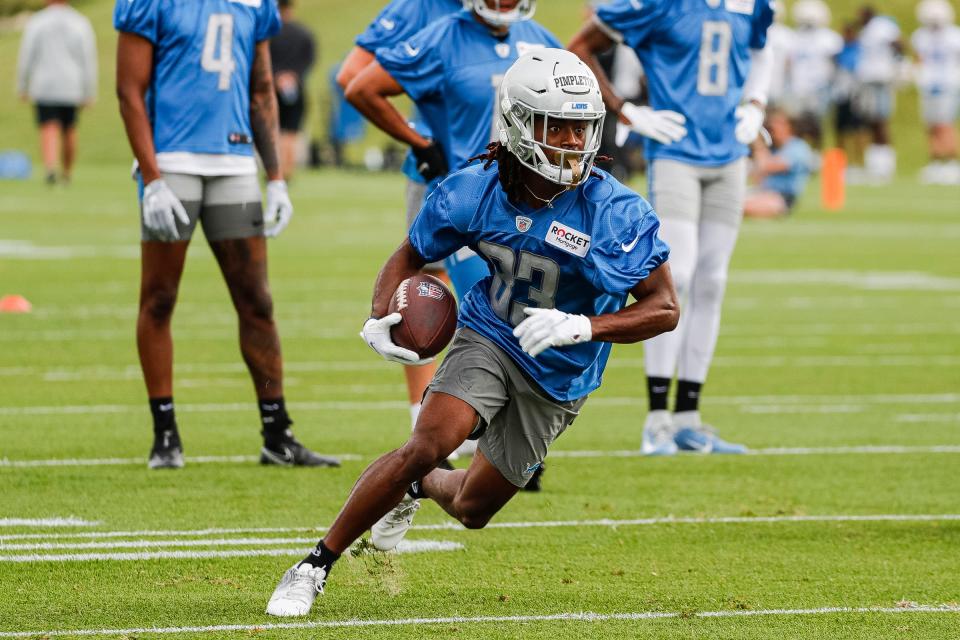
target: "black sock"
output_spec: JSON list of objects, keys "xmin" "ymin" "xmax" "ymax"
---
[
  {"xmin": 646, "ymin": 377, "xmax": 671, "ymax": 412},
  {"xmin": 259, "ymin": 397, "xmax": 290, "ymax": 445},
  {"xmin": 149, "ymin": 397, "xmax": 177, "ymax": 436},
  {"xmin": 675, "ymin": 380, "xmax": 703, "ymax": 413},
  {"xmin": 407, "ymin": 480, "xmax": 426, "ymax": 499},
  {"xmin": 299, "ymin": 539, "xmax": 340, "ymax": 573}
]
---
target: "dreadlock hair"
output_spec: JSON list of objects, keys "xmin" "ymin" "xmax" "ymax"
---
[{"xmin": 468, "ymin": 142, "xmax": 613, "ymax": 205}]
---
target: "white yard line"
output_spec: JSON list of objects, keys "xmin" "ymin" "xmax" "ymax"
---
[
  {"xmin": 0, "ymin": 518, "xmax": 100, "ymax": 528},
  {"xmin": 2, "ymin": 444, "xmax": 958, "ymax": 470},
  {"xmin": 896, "ymin": 413, "xmax": 960, "ymax": 423},
  {"xmin": 3, "ymin": 392, "xmax": 960, "ymax": 417},
  {"xmin": 0, "ymin": 605, "xmax": 956, "ymax": 637},
  {"xmin": 0, "ymin": 540, "xmax": 462, "ymax": 563},
  {"xmin": 2, "ymin": 514, "xmax": 958, "ymax": 543},
  {"xmin": 1, "ymin": 536, "xmax": 320, "ymax": 551}
]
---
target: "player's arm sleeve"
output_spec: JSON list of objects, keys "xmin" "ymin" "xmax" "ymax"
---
[
  {"xmin": 113, "ymin": 0, "xmax": 160, "ymax": 42},
  {"xmin": 255, "ymin": 0, "xmax": 282, "ymax": 42},
  {"xmin": 375, "ymin": 26, "xmax": 444, "ymax": 101},
  {"xmin": 743, "ymin": 45, "xmax": 774, "ymax": 105},
  {"xmin": 355, "ymin": 0, "xmax": 418, "ymax": 52},
  {"xmin": 408, "ymin": 183, "xmax": 471, "ymax": 263},
  {"xmin": 593, "ymin": 0, "xmax": 667, "ymax": 50},
  {"xmin": 586, "ymin": 196, "xmax": 670, "ymax": 295}
]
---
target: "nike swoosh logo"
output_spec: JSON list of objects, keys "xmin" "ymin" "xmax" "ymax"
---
[
  {"xmin": 621, "ymin": 234, "xmax": 641, "ymax": 252},
  {"xmin": 158, "ymin": 403, "xmax": 173, "ymax": 411},
  {"xmin": 380, "ymin": 18, "xmax": 395, "ymax": 30},
  {"xmin": 263, "ymin": 446, "xmax": 294, "ymax": 464},
  {"xmin": 404, "ymin": 43, "xmax": 420, "ymax": 56}
]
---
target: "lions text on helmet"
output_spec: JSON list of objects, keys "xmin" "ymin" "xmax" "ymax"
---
[{"xmin": 497, "ymin": 49, "xmax": 605, "ymax": 187}]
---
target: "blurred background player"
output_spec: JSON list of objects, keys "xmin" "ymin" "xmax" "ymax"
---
[
  {"xmin": 344, "ymin": 0, "xmax": 559, "ymax": 467},
  {"xmin": 784, "ymin": 0, "xmax": 842, "ymax": 148},
  {"xmin": 16, "ymin": 0, "xmax": 97, "ymax": 185},
  {"xmin": 744, "ymin": 108, "xmax": 815, "ymax": 218},
  {"xmin": 335, "ymin": 0, "xmax": 462, "ymax": 445},
  {"xmin": 765, "ymin": 1, "xmax": 795, "ymax": 108},
  {"xmin": 912, "ymin": 0, "xmax": 960, "ymax": 185},
  {"xmin": 265, "ymin": 50, "xmax": 678, "ymax": 617},
  {"xmin": 834, "ymin": 21, "xmax": 867, "ymax": 177},
  {"xmin": 114, "ymin": 0, "xmax": 339, "ymax": 469},
  {"xmin": 570, "ymin": 0, "xmax": 774, "ymax": 456},
  {"xmin": 855, "ymin": 5, "xmax": 905, "ymax": 184},
  {"xmin": 270, "ymin": 0, "xmax": 316, "ymax": 181}
]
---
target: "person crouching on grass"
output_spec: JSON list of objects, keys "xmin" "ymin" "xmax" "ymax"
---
[{"xmin": 744, "ymin": 109, "xmax": 816, "ymax": 218}]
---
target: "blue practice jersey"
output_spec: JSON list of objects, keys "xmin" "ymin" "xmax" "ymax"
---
[
  {"xmin": 596, "ymin": 0, "xmax": 774, "ymax": 166},
  {"xmin": 409, "ymin": 164, "xmax": 670, "ymax": 402},
  {"xmin": 355, "ymin": 0, "xmax": 461, "ymax": 183},
  {"xmin": 377, "ymin": 10, "xmax": 561, "ymax": 189},
  {"xmin": 114, "ymin": 0, "xmax": 280, "ymax": 160}
]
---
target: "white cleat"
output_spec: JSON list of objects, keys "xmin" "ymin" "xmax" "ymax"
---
[
  {"xmin": 371, "ymin": 494, "xmax": 421, "ymax": 551},
  {"xmin": 641, "ymin": 410, "xmax": 677, "ymax": 456},
  {"xmin": 265, "ymin": 563, "xmax": 326, "ymax": 617},
  {"xmin": 452, "ymin": 439, "xmax": 478, "ymax": 457}
]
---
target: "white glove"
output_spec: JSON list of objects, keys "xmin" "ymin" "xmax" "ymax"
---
[
  {"xmin": 735, "ymin": 103, "xmax": 765, "ymax": 145},
  {"xmin": 142, "ymin": 179, "xmax": 189, "ymax": 241},
  {"xmin": 620, "ymin": 103, "xmax": 687, "ymax": 145},
  {"xmin": 512, "ymin": 307, "xmax": 592, "ymax": 358},
  {"xmin": 264, "ymin": 180, "xmax": 293, "ymax": 238},
  {"xmin": 360, "ymin": 314, "xmax": 435, "ymax": 366}
]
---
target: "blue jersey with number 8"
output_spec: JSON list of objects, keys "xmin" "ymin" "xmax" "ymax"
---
[
  {"xmin": 114, "ymin": 0, "xmax": 280, "ymax": 158},
  {"xmin": 409, "ymin": 163, "xmax": 670, "ymax": 402},
  {"xmin": 596, "ymin": 0, "xmax": 774, "ymax": 166}
]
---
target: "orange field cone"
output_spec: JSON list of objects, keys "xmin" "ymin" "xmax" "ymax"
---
[
  {"xmin": 0, "ymin": 295, "xmax": 32, "ymax": 313},
  {"xmin": 821, "ymin": 148, "xmax": 846, "ymax": 212}
]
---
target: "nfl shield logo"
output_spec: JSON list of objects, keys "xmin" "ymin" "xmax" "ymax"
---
[
  {"xmin": 495, "ymin": 42, "xmax": 511, "ymax": 59},
  {"xmin": 515, "ymin": 216, "xmax": 533, "ymax": 233}
]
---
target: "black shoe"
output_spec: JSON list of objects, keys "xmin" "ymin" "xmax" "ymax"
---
[
  {"xmin": 261, "ymin": 429, "xmax": 340, "ymax": 467},
  {"xmin": 522, "ymin": 463, "xmax": 545, "ymax": 492},
  {"xmin": 148, "ymin": 429, "xmax": 184, "ymax": 469}
]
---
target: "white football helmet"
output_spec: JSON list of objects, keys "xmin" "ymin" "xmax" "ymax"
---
[
  {"xmin": 792, "ymin": 0, "xmax": 831, "ymax": 28},
  {"xmin": 497, "ymin": 49, "xmax": 605, "ymax": 187},
  {"xmin": 462, "ymin": 0, "xmax": 536, "ymax": 27},
  {"xmin": 917, "ymin": 0, "xmax": 955, "ymax": 27}
]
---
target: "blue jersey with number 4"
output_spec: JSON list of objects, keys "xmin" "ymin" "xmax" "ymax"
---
[
  {"xmin": 596, "ymin": 0, "xmax": 774, "ymax": 166},
  {"xmin": 409, "ymin": 164, "xmax": 670, "ymax": 401},
  {"xmin": 114, "ymin": 0, "xmax": 281, "ymax": 158},
  {"xmin": 377, "ymin": 10, "xmax": 561, "ymax": 188}
]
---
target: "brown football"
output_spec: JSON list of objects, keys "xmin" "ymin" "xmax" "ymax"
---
[{"xmin": 388, "ymin": 274, "xmax": 458, "ymax": 358}]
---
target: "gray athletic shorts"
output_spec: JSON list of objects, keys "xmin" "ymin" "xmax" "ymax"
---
[
  {"xmin": 648, "ymin": 157, "xmax": 746, "ymax": 229},
  {"xmin": 141, "ymin": 173, "xmax": 263, "ymax": 242},
  {"xmin": 404, "ymin": 178, "xmax": 443, "ymax": 272},
  {"xmin": 427, "ymin": 327, "xmax": 587, "ymax": 487}
]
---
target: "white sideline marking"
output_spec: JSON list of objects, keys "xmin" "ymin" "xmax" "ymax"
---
[
  {"xmin": 3, "ymin": 444, "xmax": 959, "ymax": 470},
  {"xmin": 0, "ymin": 540, "xmax": 462, "ymax": 563},
  {"xmin": 0, "ymin": 605, "xmax": 956, "ymax": 637},
  {"xmin": 1, "ymin": 536, "xmax": 320, "ymax": 551},
  {"xmin": 3, "ymin": 392, "xmax": 959, "ymax": 417},
  {"xmin": 896, "ymin": 413, "xmax": 960, "ymax": 423},
  {"xmin": 2, "ymin": 513, "xmax": 958, "ymax": 543},
  {"xmin": 0, "ymin": 518, "xmax": 100, "ymax": 528}
]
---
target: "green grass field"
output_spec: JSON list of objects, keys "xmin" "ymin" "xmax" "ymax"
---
[
  {"xmin": 1, "ymin": 164, "xmax": 959, "ymax": 638},
  {"xmin": 2, "ymin": 0, "xmax": 960, "ymax": 637}
]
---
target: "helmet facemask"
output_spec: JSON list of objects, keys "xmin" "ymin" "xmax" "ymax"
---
[
  {"xmin": 501, "ymin": 100, "xmax": 605, "ymax": 188},
  {"xmin": 463, "ymin": 0, "xmax": 536, "ymax": 27}
]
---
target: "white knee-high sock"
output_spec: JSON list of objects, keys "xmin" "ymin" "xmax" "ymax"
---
[
  {"xmin": 676, "ymin": 220, "xmax": 740, "ymax": 383},
  {"xmin": 643, "ymin": 218, "xmax": 699, "ymax": 379}
]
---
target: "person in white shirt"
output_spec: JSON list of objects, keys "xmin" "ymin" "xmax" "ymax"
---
[
  {"xmin": 766, "ymin": 1, "xmax": 796, "ymax": 107},
  {"xmin": 854, "ymin": 6, "xmax": 904, "ymax": 183},
  {"xmin": 784, "ymin": 0, "xmax": 842, "ymax": 146},
  {"xmin": 16, "ymin": 0, "xmax": 97, "ymax": 184},
  {"xmin": 912, "ymin": 0, "xmax": 960, "ymax": 184}
]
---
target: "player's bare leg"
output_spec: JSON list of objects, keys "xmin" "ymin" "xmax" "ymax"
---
[
  {"xmin": 208, "ymin": 236, "xmax": 282, "ymax": 398},
  {"xmin": 209, "ymin": 235, "xmax": 339, "ymax": 467},
  {"xmin": 137, "ymin": 241, "xmax": 190, "ymax": 398},
  {"xmin": 138, "ymin": 240, "xmax": 190, "ymax": 468},
  {"xmin": 323, "ymin": 391, "xmax": 476, "ymax": 551},
  {"xmin": 420, "ymin": 447, "xmax": 519, "ymax": 529},
  {"xmin": 62, "ymin": 125, "xmax": 78, "ymax": 183},
  {"xmin": 38, "ymin": 121, "xmax": 60, "ymax": 183}
]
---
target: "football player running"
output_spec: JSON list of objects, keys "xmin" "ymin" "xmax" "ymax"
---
[
  {"xmin": 114, "ymin": 0, "xmax": 339, "ymax": 469},
  {"xmin": 265, "ymin": 49, "xmax": 679, "ymax": 617},
  {"xmin": 336, "ymin": 0, "xmax": 463, "ymax": 446},
  {"xmin": 570, "ymin": 0, "xmax": 775, "ymax": 455},
  {"xmin": 344, "ymin": 0, "xmax": 559, "ymax": 463}
]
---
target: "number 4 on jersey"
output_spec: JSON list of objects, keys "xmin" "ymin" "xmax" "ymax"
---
[{"xmin": 202, "ymin": 14, "xmax": 236, "ymax": 91}]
